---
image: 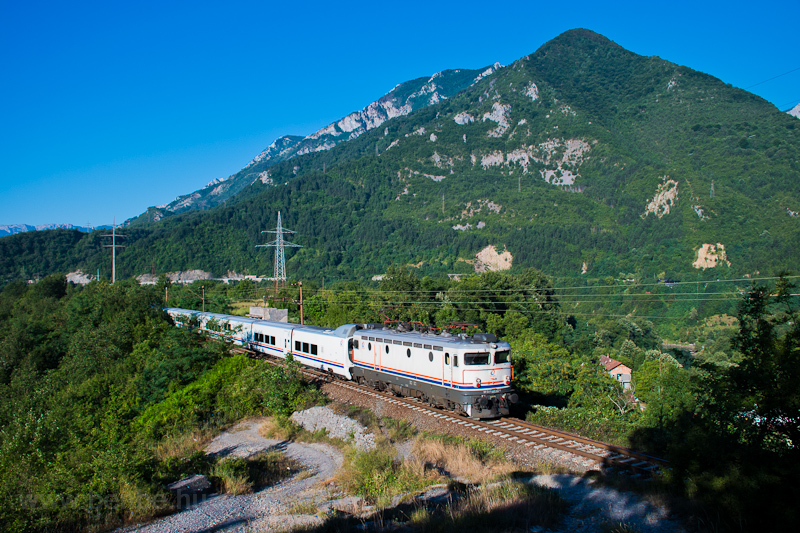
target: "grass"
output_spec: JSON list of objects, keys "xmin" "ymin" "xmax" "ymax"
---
[
  {"xmin": 153, "ymin": 428, "xmax": 217, "ymax": 462},
  {"xmin": 335, "ymin": 447, "xmax": 441, "ymax": 506},
  {"xmin": 259, "ymin": 415, "xmax": 338, "ymax": 447},
  {"xmin": 288, "ymin": 500, "xmax": 322, "ymax": 515},
  {"xmin": 411, "ymin": 434, "xmax": 517, "ymax": 484},
  {"xmin": 293, "ymin": 480, "xmax": 570, "ymax": 532},
  {"xmin": 407, "ymin": 480, "xmax": 570, "ymax": 532},
  {"xmin": 261, "ymin": 405, "xmax": 578, "ymax": 533},
  {"xmin": 382, "ymin": 416, "xmax": 417, "ymax": 442},
  {"xmin": 599, "ymin": 522, "xmax": 643, "ymax": 533},
  {"xmin": 210, "ymin": 451, "xmax": 299, "ymax": 495}
]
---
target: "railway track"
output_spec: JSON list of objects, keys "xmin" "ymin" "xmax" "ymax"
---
[{"xmin": 237, "ymin": 347, "xmax": 668, "ymax": 475}]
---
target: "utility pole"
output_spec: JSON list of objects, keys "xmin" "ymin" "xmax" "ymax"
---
[
  {"xmin": 101, "ymin": 217, "xmax": 125, "ymax": 283},
  {"xmin": 256, "ymin": 211, "xmax": 302, "ymax": 292},
  {"xmin": 298, "ymin": 281, "xmax": 304, "ymax": 325}
]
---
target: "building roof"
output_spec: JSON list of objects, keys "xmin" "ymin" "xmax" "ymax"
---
[{"xmin": 599, "ymin": 354, "xmax": 631, "ymax": 374}]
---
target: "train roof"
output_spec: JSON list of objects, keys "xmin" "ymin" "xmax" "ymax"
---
[
  {"xmin": 354, "ymin": 326, "xmax": 509, "ymax": 349},
  {"xmin": 164, "ymin": 308, "xmax": 356, "ymax": 338}
]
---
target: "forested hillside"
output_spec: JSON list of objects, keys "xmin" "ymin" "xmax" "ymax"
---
[
  {"xmin": 2, "ymin": 29, "xmax": 798, "ymax": 297},
  {"xmin": 3, "ymin": 268, "xmax": 796, "ymax": 531},
  {"xmin": 0, "ymin": 276, "xmax": 317, "ymax": 531}
]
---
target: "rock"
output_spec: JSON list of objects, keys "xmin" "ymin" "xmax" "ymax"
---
[
  {"xmin": 318, "ymin": 495, "xmax": 364, "ymax": 514},
  {"xmin": 167, "ymin": 474, "xmax": 212, "ymax": 507}
]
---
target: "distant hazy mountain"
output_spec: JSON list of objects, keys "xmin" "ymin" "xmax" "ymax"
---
[
  {"xmin": 0, "ymin": 224, "xmax": 108, "ymax": 238},
  {"xmin": 789, "ymin": 102, "xmax": 800, "ymax": 119},
  {"xmin": 128, "ymin": 63, "xmax": 503, "ymax": 224}
]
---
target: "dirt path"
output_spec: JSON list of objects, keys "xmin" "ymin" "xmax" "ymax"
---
[{"xmin": 120, "ymin": 419, "xmax": 344, "ymax": 533}]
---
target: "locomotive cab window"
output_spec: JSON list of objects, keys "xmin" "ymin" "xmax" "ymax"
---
[
  {"xmin": 464, "ymin": 352, "xmax": 490, "ymax": 365},
  {"xmin": 495, "ymin": 350, "xmax": 510, "ymax": 364}
]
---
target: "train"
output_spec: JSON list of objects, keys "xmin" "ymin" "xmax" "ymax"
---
[{"xmin": 165, "ymin": 307, "xmax": 518, "ymax": 418}]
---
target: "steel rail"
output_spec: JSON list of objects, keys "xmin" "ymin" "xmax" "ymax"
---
[{"xmin": 236, "ymin": 346, "xmax": 666, "ymax": 475}]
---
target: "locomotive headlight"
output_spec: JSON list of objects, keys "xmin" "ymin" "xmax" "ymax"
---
[{"xmin": 474, "ymin": 378, "xmax": 481, "ymax": 388}]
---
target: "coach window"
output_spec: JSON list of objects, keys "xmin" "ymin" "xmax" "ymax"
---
[
  {"xmin": 428, "ymin": 351, "xmax": 433, "ymax": 362},
  {"xmin": 295, "ymin": 341, "xmax": 301, "ymax": 351},
  {"xmin": 445, "ymin": 353, "xmax": 450, "ymax": 365},
  {"xmin": 406, "ymin": 348, "xmax": 411, "ymax": 358},
  {"xmin": 303, "ymin": 342, "xmax": 309, "ymax": 353},
  {"xmin": 311, "ymin": 344, "xmax": 318, "ymax": 355},
  {"xmin": 271, "ymin": 336, "xmax": 276, "ymax": 345}
]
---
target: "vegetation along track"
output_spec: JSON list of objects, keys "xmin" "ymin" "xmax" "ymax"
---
[{"xmin": 237, "ymin": 346, "xmax": 667, "ymax": 475}]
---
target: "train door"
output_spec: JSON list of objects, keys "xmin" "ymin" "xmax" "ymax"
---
[{"xmin": 443, "ymin": 352, "xmax": 452, "ymax": 387}]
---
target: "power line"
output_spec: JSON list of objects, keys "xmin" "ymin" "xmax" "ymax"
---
[
  {"xmin": 745, "ymin": 66, "xmax": 800, "ymax": 89},
  {"xmin": 247, "ymin": 275, "xmax": 798, "ymax": 297}
]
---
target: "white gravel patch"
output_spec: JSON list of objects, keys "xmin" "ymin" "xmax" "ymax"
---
[
  {"xmin": 118, "ymin": 419, "xmax": 343, "ymax": 533},
  {"xmin": 291, "ymin": 406, "xmax": 376, "ymax": 450}
]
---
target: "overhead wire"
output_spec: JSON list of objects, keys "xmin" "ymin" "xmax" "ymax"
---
[
  {"xmin": 174, "ymin": 275, "xmax": 797, "ymax": 322},
  {"xmin": 220, "ymin": 274, "xmax": 798, "ymax": 298},
  {"xmin": 745, "ymin": 66, "xmax": 800, "ymax": 89}
]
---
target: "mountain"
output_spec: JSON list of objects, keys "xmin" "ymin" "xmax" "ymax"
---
[
  {"xmin": 789, "ymin": 102, "xmax": 800, "ymax": 119},
  {"xmin": 3, "ymin": 29, "xmax": 799, "ymax": 291},
  {"xmin": 129, "ymin": 63, "xmax": 503, "ymax": 224},
  {"xmin": 0, "ymin": 223, "xmax": 106, "ymax": 238}
]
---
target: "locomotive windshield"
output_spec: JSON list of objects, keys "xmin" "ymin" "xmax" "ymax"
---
[
  {"xmin": 495, "ymin": 350, "xmax": 510, "ymax": 364},
  {"xmin": 464, "ymin": 352, "xmax": 490, "ymax": 365}
]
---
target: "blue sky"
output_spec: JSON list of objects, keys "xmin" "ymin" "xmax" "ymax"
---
[{"xmin": 1, "ymin": 0, "xmax": 798, "ymax": 227}]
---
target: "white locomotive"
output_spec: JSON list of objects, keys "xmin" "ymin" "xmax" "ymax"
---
[{"xmin": 165, "ymin": 307, "xmax": 518, "ymax": 418}]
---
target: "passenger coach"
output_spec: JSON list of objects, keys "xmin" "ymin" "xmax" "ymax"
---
[{"xmin": 165, "ymin": 307, "xmax": 517, "ymax": 418}]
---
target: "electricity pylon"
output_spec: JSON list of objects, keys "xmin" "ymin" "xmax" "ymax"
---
[{"xmin": 256, "ymin": 212, "xmax": 301, "ymax": 290}]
